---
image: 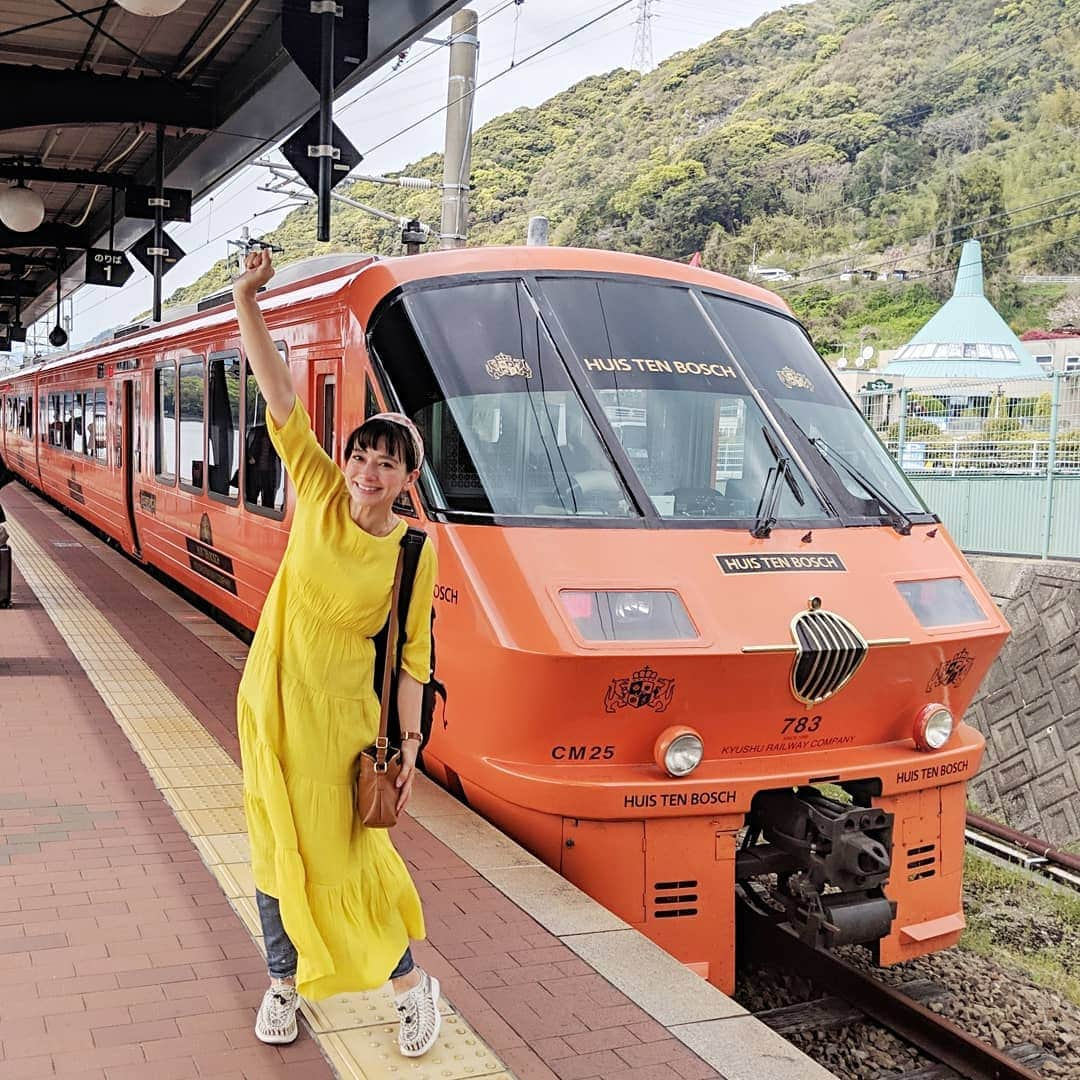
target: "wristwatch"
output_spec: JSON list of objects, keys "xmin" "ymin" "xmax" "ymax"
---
[{"xmin": 401, "ymin": 731, "xmax": 423, "ymax": 746}]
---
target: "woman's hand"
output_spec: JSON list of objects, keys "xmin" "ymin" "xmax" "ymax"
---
[
  {"xmin": 395, "ymin": 742, "xmax": 420, "ymax": 815},
  {"xmin": 232, "ymin": 248, "xmax": 275, "ymax": 300}
]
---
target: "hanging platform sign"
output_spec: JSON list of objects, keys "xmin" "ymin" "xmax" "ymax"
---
[
  {"xmin": 124, "ymin": 185, "xmax": 192, "ymax": 222},
  {"xmin": 281, "ymin": 0, "xmax": 370, "ymax": 90},
  {"xmin": 85, "ymin": 248, "xmax": 135, "ymax": 288},
  {"xmin": 282, "ymin": 116, "xmax": 362, "ymax": 195},
  {"xmin": 131, "ymin": 229, "xmax": 185, "ymax": 275}
]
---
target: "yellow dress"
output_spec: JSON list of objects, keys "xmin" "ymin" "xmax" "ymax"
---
[{"xmin": 237, "ymin": 398, "xmax": 436, "ymax": 1001}]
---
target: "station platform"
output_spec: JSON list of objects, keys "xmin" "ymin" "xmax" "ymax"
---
[{"xmin": 0, "ymin": 483, "xmax": 834, "ymax": 1080}]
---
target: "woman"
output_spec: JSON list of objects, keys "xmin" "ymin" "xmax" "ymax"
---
[{"xmin": 232, "ymin": 249, "xmax": 440, "ymax": 1057}]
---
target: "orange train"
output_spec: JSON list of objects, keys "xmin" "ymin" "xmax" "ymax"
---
[{"xmin": 1, "ymin": 247, "xmax": 1009, "ymax": 992}]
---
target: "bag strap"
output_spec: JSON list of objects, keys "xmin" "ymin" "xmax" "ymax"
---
[
  {"xmin": 375, "ymin": 548, "xmax": 406, "ymax": 766},
  {"xmin": 393, "ymin": 527, "xmax": 427, "ymax": 673}
]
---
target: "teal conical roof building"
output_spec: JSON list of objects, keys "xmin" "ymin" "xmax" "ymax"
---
[{"xmin": 887, "ymin": 240, "xmax": 1046, "ymax": 379}]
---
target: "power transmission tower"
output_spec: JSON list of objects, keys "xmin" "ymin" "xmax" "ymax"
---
[{"xmin": 632, "ymin": 0, "xmax": 654, "ymax": 73}]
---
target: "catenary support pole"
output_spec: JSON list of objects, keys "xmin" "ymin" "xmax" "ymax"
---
[
  {"xmin": 527, "ymin": 216, "xmax": 549, "ymax": 245},
  {"xmin": 440, "ymin": 9, "xmax": 478, "ymax": 249},
  {"xmin": 316, "ymin": 0, "xmax": 337, "ymax": 242},
  {"xmin": 152, "ymin": 123, "xmax": 164, "ymax": 323},
  {"xmin": 896, "ymin": 387, "xmax": 908, "ymax": 468},
  {"xmin": 1041, "ymin": 369, "xmax": 1061, "ymax": 559}
]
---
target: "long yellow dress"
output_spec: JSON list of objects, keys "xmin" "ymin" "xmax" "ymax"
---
[{"xmin": 237, "ymin": 398, "xmax": 436, "ymax": 1001}]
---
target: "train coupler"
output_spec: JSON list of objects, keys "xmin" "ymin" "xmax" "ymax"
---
[{"xmin": 736, "ymin": 785, "xmax": 897, "ymax": 950}]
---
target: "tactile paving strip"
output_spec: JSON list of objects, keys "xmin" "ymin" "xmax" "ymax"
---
[
  {"xmin": 323, "ymin": 1018, "xmax": 508, "ymax": 1079},
  {"xmin": 6, "ymin": 516, "xmax": 510, "ymax": 1079},
  {"xmin": 304, "ymin": 984, "xmax": 453, "ymax": 1033}
]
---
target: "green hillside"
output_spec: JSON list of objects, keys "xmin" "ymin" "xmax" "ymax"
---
[{"xmin": 167, "ymin": 0, "xmax": 1080, "ymax": 353}]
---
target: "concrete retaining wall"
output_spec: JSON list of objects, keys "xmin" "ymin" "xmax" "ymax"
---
[{"xmin": 965, "ymin": 556, "xmax": 1080, "ymax": 844}]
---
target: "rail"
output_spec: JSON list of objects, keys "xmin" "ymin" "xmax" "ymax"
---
[
  {"xmin": 966, "ymin": 812, "xmax": 1080, "ymax": 890},
  {"xmin": 737, "ymin": 894, "xmax": 1047, "ymax": 1080}
]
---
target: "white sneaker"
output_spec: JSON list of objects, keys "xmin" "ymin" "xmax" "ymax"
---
[
  {"xmin": 395, "ymin": 970, "xmax": 441, "ymax": 1057},
  {"xmin": 255, "ymin": 984, "xmax": 299, "ymax": 1044}
]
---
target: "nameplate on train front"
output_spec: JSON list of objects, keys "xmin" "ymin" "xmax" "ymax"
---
[{"xmin": 715, "ymin": 553, "xmax": 846, "ymax": 573}]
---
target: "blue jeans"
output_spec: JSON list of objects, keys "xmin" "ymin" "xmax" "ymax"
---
[{"xmin": 255, "ymin": 889, "xmax": 414, "ymax": 981}]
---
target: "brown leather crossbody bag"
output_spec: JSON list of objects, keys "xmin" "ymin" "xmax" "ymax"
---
[{"xmin": 355, "ymin": 549, "xmax": 406, "ymax": 829}]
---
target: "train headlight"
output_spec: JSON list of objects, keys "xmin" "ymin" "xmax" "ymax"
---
[
  {"xmin": 654, "ymin": 726, "xmax": 704, "ymax": 777},
  {"xmin": 560, "ymin": 590, "xmax": 697, "ymax": 641},
  {"xmin": 913, "ymin": 704, "xmax": 954, "ymax": 751}
]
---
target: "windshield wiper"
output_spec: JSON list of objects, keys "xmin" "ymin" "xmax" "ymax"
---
[
  {"xmin": 751, "ymin": 427, "xmax": 805, "ymax": 539},
  {"xmin": 808, "ymin": 436, "xmax": 913, "ymax": 536}
]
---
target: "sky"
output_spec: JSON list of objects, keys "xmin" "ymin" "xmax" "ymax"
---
[{"xmin": 22, "ymin": 0, "xmax": 790, "ymax": 356}]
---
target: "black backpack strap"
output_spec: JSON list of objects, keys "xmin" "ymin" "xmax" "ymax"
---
[{"xmin": 393, "ymin": 526, "xmax": 427, "ymax": 668}]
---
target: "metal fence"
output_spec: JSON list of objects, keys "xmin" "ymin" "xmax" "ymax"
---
[{"xmin": 858, "ymin": 372, "xmax": 1080, "ymax": 559}]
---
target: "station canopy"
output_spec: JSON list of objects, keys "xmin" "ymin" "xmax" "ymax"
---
[
  {"xmin": 0, "ymin": 0, "xmax": 467, "ymax": 336},
  {"xmin": 887, "ymin": 239, "xmax": 1047, "ymax": 380}
]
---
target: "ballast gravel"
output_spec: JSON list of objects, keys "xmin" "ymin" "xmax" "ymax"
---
[{"xmin": 735, "ymin": 942, "xmax": 1080, "ymax": 1078}]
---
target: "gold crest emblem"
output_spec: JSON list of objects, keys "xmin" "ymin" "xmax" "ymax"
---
[
  {"xmin": 485, "ymin": 353, "xmax": 533, "ymax": 379},
  {"xmin": 777, "ymin": 366, "xmax": 814, "ymax": 391}
]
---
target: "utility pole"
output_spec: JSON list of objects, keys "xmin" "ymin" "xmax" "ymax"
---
[{"xmin": 440, "ymin": 8, "xmax": 478, "ymax": 249}]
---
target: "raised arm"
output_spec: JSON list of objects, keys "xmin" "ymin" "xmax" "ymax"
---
[{"xmin": 232, "ymin": 249, "xmax": 295, "ymax": 426}]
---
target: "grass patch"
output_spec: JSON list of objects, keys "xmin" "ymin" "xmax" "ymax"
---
[{"xmin": 962, "ymin": 849, "xmax": 1080, "ymax": 1006}]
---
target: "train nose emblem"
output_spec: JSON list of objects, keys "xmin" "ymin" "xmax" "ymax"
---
[
  {"xmin": 790, "ymin": 608, "xmax": 868, "ymax": 705},
  {"xmin": 743, "ymin": 604, "xmax": 907, "ymax": 705}
]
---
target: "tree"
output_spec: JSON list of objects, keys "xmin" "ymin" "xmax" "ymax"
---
[{"xmin": 931, "ymin": 161, "xmax": 1008, "ymax": 272}]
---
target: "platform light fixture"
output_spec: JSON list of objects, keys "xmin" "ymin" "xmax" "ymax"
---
[
  {"xmin": 0, "ymin": 180, "xmax": 45, "ymax": 233},
  {"xmin": 116, "ymin": 0, "xmax": 187, "ymax": 15}
]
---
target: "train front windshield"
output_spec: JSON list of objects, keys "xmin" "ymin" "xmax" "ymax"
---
[{"xmin": 370, "ymin": 274, "xmax": 930, "ymax": 527}]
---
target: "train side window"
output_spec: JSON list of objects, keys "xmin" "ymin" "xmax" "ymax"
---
[
  {"xmin": 178, "ymin": 357, "xmax": 205, "ymax": 491},
  {"xmin": 47, "ymin": 394, "xmax": 58, "ymax": 446},
  {"xmin": 155, "ymin": 363, "xmax": 177, "ymax": 483},
  {"xmin": 208, "ymin": 352, "xmax": 241, "ymax": 502},
  {"xmin": 23, "ymin": 394, "xmax": 32, "ymax": 440},
  {"xmin": 94, "ymin": 389, "xmax": 107, "ymax": 462},
  {"xmin": 114, "ymin": 392, "xmax": 122, "ymax": 471},
  {"xmin": 241, "ymin": 350, "xmax": 286, "ymax": 517},
  {"xmin": 75, "ymin": 392, "xmax": 88, "ymax": 455},
  {"xmin": 62, "ymin": 392, "xmax": 73, "ymax": 451},
  {"xmin": 319, "ymin": 376, "xmax": 335, "ymax": 456}
]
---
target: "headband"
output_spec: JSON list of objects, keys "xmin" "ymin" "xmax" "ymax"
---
[{"xmin": 368, "ymin": 412, "xmax": 425, "ymax": 469}]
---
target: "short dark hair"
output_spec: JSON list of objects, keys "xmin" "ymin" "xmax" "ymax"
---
[{"xmin": 344, "ymin": 417, "xmax": 419, "ymax": 472}]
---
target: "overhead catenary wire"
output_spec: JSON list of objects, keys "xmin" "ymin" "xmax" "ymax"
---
[
  {"xmin": 778, "ymin": 203, "xmax": 1080, "ymax": 291},
  {"xmin": 359, "ymin": 0, "xmax": 637, "ymax": 160},
  {"xmin": 704, "ymin": 9, "xmax": 1080, "ymax": 257},
  {"xmin": 784, "ymin": 188, "xmax": 1080, "ymax": 280}
]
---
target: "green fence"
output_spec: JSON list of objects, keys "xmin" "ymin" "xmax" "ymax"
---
[{"xmin": 859, "ymin": 372, "xmax": 1080, "ymax": 560}]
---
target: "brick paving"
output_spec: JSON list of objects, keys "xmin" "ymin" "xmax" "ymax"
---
[
  {"xmin": 1, "ymin": 483, "xmax": 725, "ymax": 1080},
  {"xmin": 0, "ymin": 547, "xmax": 332, "ymax": 1078}
]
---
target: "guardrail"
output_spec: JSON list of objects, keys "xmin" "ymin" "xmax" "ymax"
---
[{"xmin": 859, "ymin": 372, "xmax": 1080, "ymax": 558}]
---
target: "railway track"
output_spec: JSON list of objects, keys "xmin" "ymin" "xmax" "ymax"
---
[
  {"xmin": 965, "ymin": 813, "xmax": 1080, "ymax": 893},
  {"xmin": 736, "ymin": 895, "xmax": 1060, "ymax": 1080}
]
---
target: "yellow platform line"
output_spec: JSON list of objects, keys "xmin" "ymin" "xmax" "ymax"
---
[{"xmin": 6, "ymin": 516, "xmax": 511, "ymax": 1080}]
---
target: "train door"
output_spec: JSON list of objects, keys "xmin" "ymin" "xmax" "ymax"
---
[
  {"xmin": 120, "ymin": 380, "xmax": 141, "ymax": 557},
  {"xmin": 314, "ymin": 363, "xmax": 337, "ymax": 460}
]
